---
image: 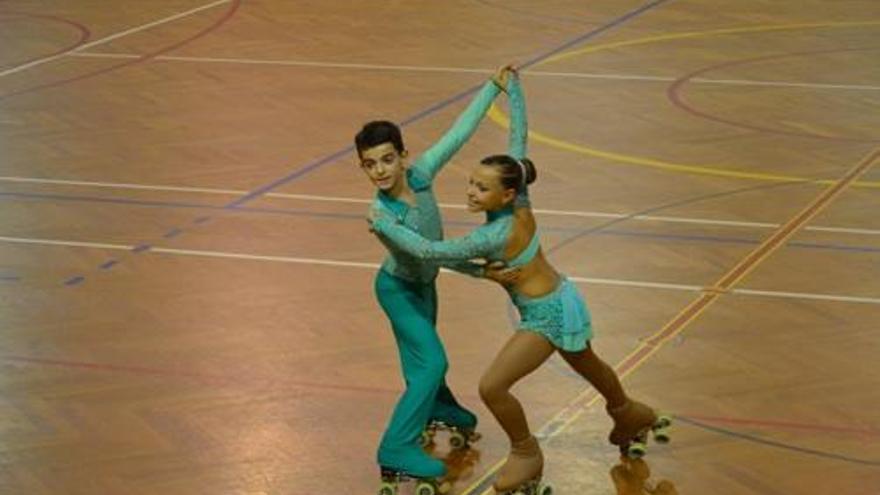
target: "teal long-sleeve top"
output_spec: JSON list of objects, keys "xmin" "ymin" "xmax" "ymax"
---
[
  {"xmin": 371, "ymin": 75, "xmax": 530, "ymax": 277},
  {"xmin": 371, "ymin": 78, "xmax": 505, "ymax": 283}
]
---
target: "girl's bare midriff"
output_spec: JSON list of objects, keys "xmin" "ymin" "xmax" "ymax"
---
[{"xmin": 503, "ymin": 207, "xmax": 561, "ymax": 297}]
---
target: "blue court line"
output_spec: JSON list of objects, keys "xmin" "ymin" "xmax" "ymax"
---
[
  {"xmin": 163, "ymin": 228, "xmax": 184, "ymax": 239},
  {"xmin": 677, "ymin": 415, "xmax": 880, "ymax": 466},
  {"xmin": 547, "ymin": 177, "xmax": 815, "ymax": 256},
  {"xmin": 596, "ymin": 229, "xmax": 880, "ymax": 254},
  {"xmin": 489, "ymin": 176, "xmax": 880, "ymax": 381},
  {"xmin": 2, "ymin": 190, "xmax": 878, "ymax": 254},
  {"xmin": 99, "ymin": 260, "xmax": 118, "ymax": 270},
  {"xmin": 230, "ymin": 0, "xmax": 668, "ymax": 210},
  {"xmin": 54, "ymin": 0, "xmax": 671, "ymax": 286}
]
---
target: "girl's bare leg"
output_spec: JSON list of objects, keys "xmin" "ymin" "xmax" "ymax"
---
[
  {"xmin": 478, "ymin": 331, "xmax": 555, "ymax": 490},
  {"xmin": 560, "ymin": 346, "xmax": 657, "ymax": 448},
  {"xmin": 558, "ymin": 345, "xmax": 627, "ymax": 409}
]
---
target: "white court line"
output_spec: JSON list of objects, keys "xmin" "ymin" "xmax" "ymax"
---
[
  {"xmin": 731, "ymin": 287, "xmax": 880, "ymax": 305},
  {"xmin": 1, "ymin": 234, "xmax": 879, "ymax": 305},
  {"xmin": 1, "ymin": 176, "xmax": 878, "ymax": 236},
  {"xmin": 67, "ymin": 52, "xmax": 880, "ymax": 91},
  {"xmin": 568, "ymin": 275, "xmax": 700, "ymax": 292},
  {"xmin": 0, "ymin": 0, "xmax": 232, "ymax": 78}
]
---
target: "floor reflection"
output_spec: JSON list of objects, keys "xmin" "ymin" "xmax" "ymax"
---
[{"xmin": 610, "ymin": 456, "xmax": 678, "ymax": 495}]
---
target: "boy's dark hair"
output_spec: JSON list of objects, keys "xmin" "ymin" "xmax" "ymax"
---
[
  {"xmin": 480, "ymin": 154, "xmax": 537, "ymax": 192},
  {"xmin": 354, "ymin": 120, "xmax": 405, "ymax": 156}
]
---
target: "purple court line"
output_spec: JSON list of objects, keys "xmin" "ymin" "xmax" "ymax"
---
[
  {"xmin": 99, "ymin": 260, "xmax": 118, "ymax": 270},
  {"xmin": 2, "ymin": 189, "xmax": 878, "ymax": 254},
  {"xmin": 57, "ymin": 0, "xmax": 672, "ymax": 286},
  {"xmin": 131, "ymin": 243, "xmax": 152, "ymax": 253},
  {"xmin": 678, "ymin": 415, "xmax": 880, "ymax": 466},
  {"xmin": 0, "ymin": 186, "xmax": 880, "ymax": 254},
  {"xmin": 163, "ymin": 228, "xmax": 184, "ymax": 239},
  {"xmin": 668, "ymin": 45, "xmax": 880, "ymax": 143}
]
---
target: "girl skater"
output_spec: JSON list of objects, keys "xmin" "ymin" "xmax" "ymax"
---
[{"xmin": 369, "ymin": 71, "xmax": 667, "ymax": 494}]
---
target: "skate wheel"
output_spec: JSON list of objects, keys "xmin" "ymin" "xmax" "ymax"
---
[
  {"xmin": 655, "ymin": 414, "xmax": 673, "ymax": 428},
  {"xmin": 377, "ymin": 481, "xmax": 398, "ymax": 495},
  {"xmin": 537, "ymin": 482, "xmax": 554, "ymax": 495},
  {"xmin": 653, "ymin": 426, "xmax": 671, "ymax": 444},
  {"xmin": 419, "ymin": 430, "xmax": 435, "ymax": 448},
  {"xmin": 652, "ymin": 415, "xmax": 672, "ymax": 444},
  {"xmin": 626, "ymin": 440, "xmax": 647, "ymax": 459},
  {"xmin": 414, "ymin": 481, "xmax": 436, "ymax": 495},
  {"xmin": 449, "ymin": 431, "xmax": 467, "ymax": 449}
]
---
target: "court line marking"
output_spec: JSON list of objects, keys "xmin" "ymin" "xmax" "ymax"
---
[
  {"xmin": 0, "ymin": 176, "xmax": 876, "ymax": 236},
  {"xmin": 50, "ymin": 0, "xmax": 676, "ymax": 287},
  {"xmin": 1, "ymin": 234, "xmax": 878, "ymax": 305},
  {"xmin": 0, "ymin": 0, "xmax": 232, "ymax": 78},
  {"xmin": 544, "ymin": 147, "xmax": 880, "ymax": 440},
  {"xmin": 4, "ymin": 188, "xmax": 880, "ymax": 256},
  {"xmin": 6, "ymin": 5, "xmax": 875, "ymax": 487},
  {"xmin": 489, "ymin": 105, "xmax": 880, "ymax": 188},
  {"xmin": 487, "ymin": 20, "xmax": 880, "ymax": 188},
  {"xmin": 65, "ymin": 52, "xmax": 880, "ymax": 92},
  {"xmin": 459, "ymin": 145, "xmax": 880, "ymax": 494}
]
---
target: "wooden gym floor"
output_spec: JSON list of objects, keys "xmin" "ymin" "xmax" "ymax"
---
[{"xmin": 0, "ymin": 1, "xmax": 878, "ymax": 494}]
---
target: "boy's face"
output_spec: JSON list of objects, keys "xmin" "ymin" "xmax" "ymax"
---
[{"xmin": 358, "ymin": 142, "xmax": 408, "ymax": 194}]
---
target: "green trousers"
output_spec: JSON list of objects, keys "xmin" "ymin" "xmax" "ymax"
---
[{"xmin": 374, "ymin": 269, "xmax": 476, "ymax": 471}]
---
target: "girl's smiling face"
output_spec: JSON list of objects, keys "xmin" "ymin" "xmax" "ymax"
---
[{"xmin": 466, "ymin": 164, "xmax": 516, "ymax": 213}]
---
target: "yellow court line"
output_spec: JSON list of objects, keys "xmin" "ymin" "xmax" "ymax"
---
[
  {"xmin": 464, "ymin": 22, "xmax": 880, "ymax": 494},
  {"xmin": 466, "ymin": 144, "xmax": 880, "ymax": 494},
  {"xmin": 551, "ymin": 146, "xmax": 880, "ymax": 436},
  {"xmin": 488, "ymin": 21, "xmax": 880, "ymax": 189},
  {"xmin": 544, "ymin": 21, "xmax": 880, "ymax": 64},
  {"xmin": 489, "ymin": 105, "xmax": 842, "ymax": 183}
]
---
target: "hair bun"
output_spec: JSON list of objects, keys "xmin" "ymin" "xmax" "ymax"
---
[{"xmin": 520, "ymin": 158, "xmax": 537, "ymax": 185}]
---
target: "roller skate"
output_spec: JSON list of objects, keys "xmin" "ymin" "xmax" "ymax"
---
[
  {"xmin": 377, "ymin": 468, "xmax": 451, "ymax": 495},
  {"xmin": 493, "ymin": 435, "xmax": 553, "ymax": 495},
  {"xmin": 421, "ymin": 407, "xmax": 481, "ymax": 450},
  {"xmin": 607, "ymin": 399, "xmax": 672, "ymax": 459},
  {"xmin": 377, "ymin": 447, "xmax": 450, "ymax": 495}
]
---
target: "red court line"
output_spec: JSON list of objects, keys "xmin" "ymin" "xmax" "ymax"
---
[
  {"xmin": 6, "ymin": 354, "xmax": 876, "ymax": 439},
  {"xmin": 0, "ymin": 0, "xmax": 242, "ymax": 101},
  {"xmin": 0, "ymin": 354, "xmax": 467, "ymax": 399},
  {"xmin": 0, "ymin": 11, "xmax": 91, "ymax": 68},
  {"xmin": 668, "ymin": 46, "xmax": 880, "ymax": 143}
]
